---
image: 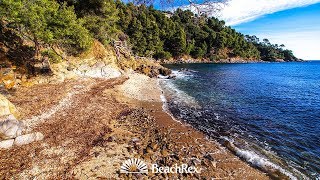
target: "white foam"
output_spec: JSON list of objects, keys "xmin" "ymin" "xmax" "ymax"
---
[
  {"xmin": 158, "ymin": 69, "xmax": 199, "ymax": 108},
  {"xmin": 231, "ymin": 143, "xmax": 306, "ymax": 180},
  {"xmin": 158, "ymin": 70, "xmax": 306, "ymax": 179},
  {"xmin": 157, "ymin": 75, "xmax": 170, "ymax": 79},
  {"xmin": 159, "ymin": 80, "xmax": 200, "ymax": 109},
  {"xmin": 159, "ymin": 94, "xmax": 183, "ymax": 124},
  {"xmin": 160, "ymin": 94, "xmax": 167, "ymax": 103},
  {"xmin": 171, "ymin": 70, "xmax": 194, "ymax": 79}
]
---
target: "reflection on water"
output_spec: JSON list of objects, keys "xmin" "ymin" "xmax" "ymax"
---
[{"xmin": 161, "ymin": 61, "xmax": 320, "ymax": 179}]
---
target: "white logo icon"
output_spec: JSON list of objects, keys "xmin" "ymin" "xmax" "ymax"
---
[{"xmin": 120, "ymin": 158, "xmax": 148, "ymax": 174}]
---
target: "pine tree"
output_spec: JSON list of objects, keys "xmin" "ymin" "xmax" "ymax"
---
[
  {"xmin": 0, "ymin": 0, "xmax": 92, "ymax": 56},
  {"xmin": 74, "ymin": 0, "xmax": 119, "ymax": 45}
]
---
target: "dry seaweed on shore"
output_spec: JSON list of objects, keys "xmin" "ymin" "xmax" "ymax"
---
[
  {"xmin": 116, "ymin": 108, "xmax": 226, "ymax": 179},
  {"xmin": 0, "ymin": 76, "xmax": 269, "ymax": 179}
]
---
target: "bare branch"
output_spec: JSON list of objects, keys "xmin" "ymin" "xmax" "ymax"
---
[
  {"xmin": 182, "ymin": 0, "xmax": 227, "ymax": 17},
  {"xmin": 126, "ymin": 0, "xmax": 228, "ymax": 17}
]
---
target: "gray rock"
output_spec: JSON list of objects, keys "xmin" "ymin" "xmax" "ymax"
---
[
  {"xmin": 0, "ymin": 115, "xmax": 24, "ymax": 139},
  {"xmin": 101, "ymin": 66, "xmax": 121, "ymax": 78},
  {"xmin": 14, "ymin": 132, "xmax": 44, "ymax": 146},
  {"xmin": 0, "ymin": 139, "xmax": 14, "ymax": 149},
  {"xmin": 31, "ymin": 58, "xmax": 52, "ymax": 74},
  {"xmin": 77, "ymin": 64, "xmax": 90, "ymax": 72},
  {"xmin": 85, "ymin": 68, "xmax": 103, "ymax": 77},
  {"xmin": 92, "ymin": 62, "xmax": 106, "ymax": 69}
]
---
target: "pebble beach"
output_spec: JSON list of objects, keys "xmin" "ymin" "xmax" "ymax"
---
[{"xmin": 0, "ymin": 73, "xmax": 270, "ymax": 179}]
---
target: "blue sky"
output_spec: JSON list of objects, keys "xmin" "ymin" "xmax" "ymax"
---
[
  {"xmin": 156, "ymin": 0, "xmax": 320, "ymax": 60},
  {"xmin": 233, "ymin": 2, "xmax": 320, "ymax": 60}
]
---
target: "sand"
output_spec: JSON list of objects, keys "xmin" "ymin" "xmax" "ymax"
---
[
  {"xmin": 0, "ymin": 74, "xmax": 271, "ymax": 179},
  {"xmin": 119, "ymin": 73, "xmax": 162, "ymax": 102},
  {"xmin": 117, "ymin": 74, "xmax": 271, "ymax": 179}
]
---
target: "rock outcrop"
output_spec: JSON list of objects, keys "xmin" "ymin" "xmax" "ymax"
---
[
  {"xmin": 14, "ymin": 132, "xmax": 44, "ymax": 146},
  {"xmin": 0, "ymin": 68, "xmax": 16, "ymax": 90},
  {"xmin": 0, "ymin": 139, "xmax": 14, "ymax": 149},
  {"xmin": 135, "ymin": 64, "xmax": 171, "ymax": 78},
  {"xmin": 0, "ymin": 94, "xmax": 44, "ymax": 149},
  {"xmin": 0, "ymin": 94, "xmax": 19, "ymax": 118},
  {"xmin": 0, "ymin": 114, "xmax": 24, "ymax": 139},
  {"xmin": 73, "ymin": 61, "xmax": 122, "ymax": 79},
  {"xmin": 28, "ymin": 57, "xmax": 52, "ymax": 75}
]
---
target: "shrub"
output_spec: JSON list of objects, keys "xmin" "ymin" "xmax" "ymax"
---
[
  {"xmin": 154, "ymin": 51, "xmax": 172, "ymax": 60},
  {"xmin": 41, "ymin": 49, "xmax": 62, "ymax": 63}
]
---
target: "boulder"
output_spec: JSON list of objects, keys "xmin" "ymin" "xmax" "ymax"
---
[
  {"xmin": 0, "ymin": 139, "xmax": 14, "ymax": 149},
  {"xmin": 91, "ymin": 62, "xmax": 106, "ymax": 69},
  {"xmin": 135, "ymin": 64, "xmax": 172, "ymax": 78},
  {"xmin": 29, "ymin": 57, "xmax": 52, "ymax": 74},
  {"xmin": 0, "ymin": 70, "xmax": 16, "ymax": 89},
  {"xmin": 77, "ymin": 64, "xmax": 90, "ymax": 73},
  {"xmin": 84, "ymin": 68, "xmax": 102, "ymax": 77},
  {"xmin": 0, "ymin": 114, "xmax": 24, "ymax": 139},
  {"xmin": 159, "ymin": 67, "xmax": 172, "ymax": 76},
  {"xmin": 0, "ymin": 94, "xmax": 19, "ymax": 118},
  {"xmin": 101, "ymin": 66, "xmax": 122, "ymax": 78},
  {"xmin": 14, "ymin": 132, "xmax": 44, "ymax": 146}
]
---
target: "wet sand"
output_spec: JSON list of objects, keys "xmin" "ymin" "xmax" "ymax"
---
[{"xmin": 117, "ymin": 73, "xmax": 269, "ymax": 179}]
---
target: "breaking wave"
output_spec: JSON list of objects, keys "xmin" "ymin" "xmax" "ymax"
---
[{"xmin": 158, "ymin": 68, "xmax": 310, "ymax": 179}]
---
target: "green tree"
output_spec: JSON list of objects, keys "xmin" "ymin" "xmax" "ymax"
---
[
  {"xmin": 111, "ymin": 2, "xmax": 296, "ymax": 61},
  {"xmin": 0, "ymin": 0, "xmax": 92, "ymax": 56},
  {"xmin": 168, "ymin": 26, "xmax": 187, "ymax": 56},
  {"xmin": 73, "ymin": 0, "xmax": 119, "ymax": 45}
]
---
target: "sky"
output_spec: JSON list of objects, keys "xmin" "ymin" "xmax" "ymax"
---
[
  {"xmin": 228, "ymin": 1, "xmax": 320, "ymax": 60},
  {"xmin": 158, "ymin": 0, "xmax": 320, "ymax": 60}
]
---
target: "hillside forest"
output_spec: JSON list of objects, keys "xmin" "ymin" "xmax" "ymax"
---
[{"xmin": 0, "ymin": 0, "xmax": 299, "ymax": 68}]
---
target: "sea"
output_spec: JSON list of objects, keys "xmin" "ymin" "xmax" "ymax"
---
[{"xmin": 160, "ymin": 61, "xmax": 320, "ymax": 179}]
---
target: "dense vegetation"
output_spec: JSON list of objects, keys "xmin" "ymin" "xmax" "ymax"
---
[
  {"xmin": 0, "ymin": 0, "xmax": 298, "ymax": 63},
  {"xmin": 117, "ymin": 5, "xmax": 261, "ymax": 60},
  {"xmin": 245, "ymin": 35, "xmax": 298, "ymax": 61},
  {"xmin": 0, "ymin": 0, "xmax": 92, "ymax": 55}
]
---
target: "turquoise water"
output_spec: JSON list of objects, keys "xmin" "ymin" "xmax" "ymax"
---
[{"xmin": 161, "ymin": 61, "xmax": 320, "ymax": 179}]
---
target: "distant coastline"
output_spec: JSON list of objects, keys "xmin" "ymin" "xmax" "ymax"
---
[{"xmin": 160, "ymin": 57, "xmax": 304, "ymax": 64}]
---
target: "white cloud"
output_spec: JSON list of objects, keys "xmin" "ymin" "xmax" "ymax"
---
[
  {"xmin": 216, "ymin": 0, "xmax": 320, "ymax": 25},
  {"xmin": 215, "ymin": 0, "xmax": 320, "ymax": 60},
  {"xmin": 177, "ymin": 0, "xmax": 320, "ymax": 26},
  {"xmin": 172, "ymin": 0, "xmax": 320, "ymax": 60}
]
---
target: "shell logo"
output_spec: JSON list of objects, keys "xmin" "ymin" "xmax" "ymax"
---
[{"xmin": 120, "ymin": 158, "xmax": 148, "ymax": 174}]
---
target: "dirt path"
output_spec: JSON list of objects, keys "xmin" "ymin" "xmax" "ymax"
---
[{"xmin": 1, "ymin": 77, "xmax": 131, "ymax": 178}]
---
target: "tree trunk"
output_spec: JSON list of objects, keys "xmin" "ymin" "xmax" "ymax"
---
[
  {"xmin": 51, "ymin": 45, "xmax": 65, "ymax": 60},
  {"xmin": 34, "ymin": 37, "xmax": 40, "ymax": 59}
]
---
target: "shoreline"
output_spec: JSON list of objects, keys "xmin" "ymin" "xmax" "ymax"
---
[
  {"xmin": 118, "ymin": 73, "xmax": 271, "ymax": 179},
  {"xmin": 157, "ymin": 73, "xmax": 300, "ymax": 179},
  {"xmin": 129, "ymin": 73, "xmax": 299, "ymax": 179},
  {"xmin": 159, "ymin": 58, "xmax": 304, "ymax": 64},
  {"xmin": 0, "ymin": 73, "xmax": 269, "ymax": 179}
]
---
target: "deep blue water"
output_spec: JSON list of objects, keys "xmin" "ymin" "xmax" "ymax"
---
[{"xmin": 161, "ymin": 61, "xmax": 320, "ymax": 179}]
